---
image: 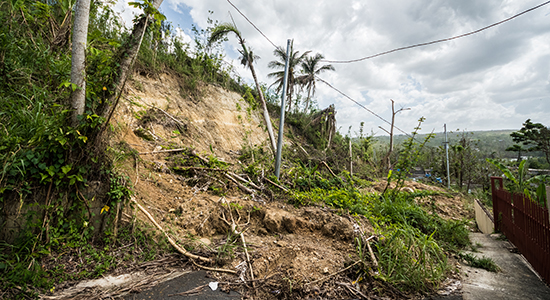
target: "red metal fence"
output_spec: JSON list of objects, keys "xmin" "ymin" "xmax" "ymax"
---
[{"xmin": 491, "ymin": 176, "xmax": 550, "ymax": 283}]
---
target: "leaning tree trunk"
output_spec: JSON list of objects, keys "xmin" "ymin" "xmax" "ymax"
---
[
  {"xmin": 248, "ymin": 62, "xmax": 277, "ymax": 154},
  {"xmin": 98, "ymin": 0, "xmax": 163, "ymax": 120},
  {"xmin": 70, "ymin": 0, "xmax": 91, "ymax": 126},
  {"xmin": 304, "ymin": 84, "xmax": 312, "ymax": 112}
]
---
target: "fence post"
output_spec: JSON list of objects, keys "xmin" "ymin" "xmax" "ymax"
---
[{"xmin": 491, "ymin": 176, "xmax": 503, "ymax": 231}]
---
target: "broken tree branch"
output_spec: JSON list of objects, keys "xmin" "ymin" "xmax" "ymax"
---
[
  {"xmin": 191, "ymin": 259, "xmax": 237, "ymax": 275},
  {"xmin": 365, "ymin": 237, "xmax": 379, "ymax": 271},
  {"xmin": 305, "ymin": 261, "xmax": 360, "ymax": 286},
  {"xmin": 229, "ymin": 171, "xmax": 261, "ymax": 190},
  {"xmin": 321, "ymin": 161, "xmax": 337, "ymax": 178},
  {"xmin": 225, "ymin": 173, "xmax": 254, "ymax": 194},
  {"xmin": 143, "ymin": 103, "xmax": 185, "ymax": 128},
  {"xmin": 132, "ymin": 198, "xmax": 212, "ymax": 263},
  {"xmin": 264, "ymin": 177, "xmax": 288, "ymax": 192},
  {"xmin": 138, "ymin": 148, "xmax": 187, "ymax": 155}
]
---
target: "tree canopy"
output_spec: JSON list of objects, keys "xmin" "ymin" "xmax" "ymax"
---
[{"xmin": 510, "ymin": 119, "xmax": 550, "ymax": 165}]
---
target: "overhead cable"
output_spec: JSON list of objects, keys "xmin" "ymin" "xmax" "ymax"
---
[
  {"xmin": 323, "ymin": 1, "xmax": 550, "ymax": 63},
  {"xmin": 316, "ymin": 77, "xmax": 412, "ymax": 137},
  {"xmin": 226, "ymin": 0, "xmax": 278, "ymax": 49}
]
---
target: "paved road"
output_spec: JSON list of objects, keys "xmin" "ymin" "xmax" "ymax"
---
[
  {"xmin": 123, "ymin": 232, "xmax": 550, "ymax": 300},
  {"xmin": 461, "ymin": 232, "xmax": 550, "ymax": 300},
  {"xmin": 123, "ymin": 270, "xmax": 240, "ymax": 300}
]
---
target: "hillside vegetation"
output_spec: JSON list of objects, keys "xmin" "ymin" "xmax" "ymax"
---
[{"xmin": 4, "ymin": 1, "xmax": 546, "ymax": 299}]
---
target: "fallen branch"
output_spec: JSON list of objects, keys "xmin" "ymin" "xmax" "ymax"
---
[
  {"xmin": 132, "ymin": 198, "xmax": 212, "ymax": 263},
  {"xmin": 337, "ymin": 282, "xmax": 369, "ymax": 299},
  {"xmin": 321, "ymin": 161, "xmax": 337, "ymax": 178},
  {"xmin": 144, "ymin": 103, "xmax": 185, "ymax": 128},
  {"xmin": 219, "ymin": 198, "xmax": 255, "ymax": 284},
  {"xmin": 225, "ymin": 173, "xmax": 254, "ymax": 194},
  {"xmin": 365, "ymin": 237, "xmax": 379, "ymax": 270},
  {"xmin": 138, "ymin": 148, "xmax": 187, "ymax": 155},
  {"xmin": 229, "ymin": 171, "xmax": 261, "ymax": 190},
  {"xmin": 191, "ymin": 259, "xmax": 237, "ymax": 274},
  {"xmin": 305, "ymin": 261, "xmax": 360, "ymax": 286},
  {"xmin": 264, "ymin": 177, "xmax": 288, "ymax": 192}
]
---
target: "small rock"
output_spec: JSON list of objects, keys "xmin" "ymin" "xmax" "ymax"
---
[{"xmin": 199, "ymin": 237, "xmax": 211, "ymax": 246}]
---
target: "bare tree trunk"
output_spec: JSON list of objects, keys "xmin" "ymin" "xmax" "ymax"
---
[
  {"xmin": 388, "ymin": 100, "xmax": 395, "ymax": 170},
  {"xmin": 70, "ymin": 0, "xmax": 91, "ymax": 126},
  {"xmin": 98, "ymin": 0, "xmax": 163, "ymax": 120},
  {"xmin": 249, "ymin": 62, "xmax": 277, "ymax": 154}
]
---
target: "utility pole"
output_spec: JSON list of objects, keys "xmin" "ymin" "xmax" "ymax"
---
[
  {"xmin": 444, "ymin": 124, "xmax": 451, "ymax": 189},
  {"xmin": 381, "ymin": 99, "xmax": 410, "ymax": 170},
  {"xmin": 349, "ymin": 138, "xmax": 353, "ymax": 176},
  {"xmin": 275, "ymin": 39, "xmax": 291, "ymax": 180}
]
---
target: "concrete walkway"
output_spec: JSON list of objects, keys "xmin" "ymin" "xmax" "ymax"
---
[{"xmin": 461, "ymin": 232, "xmax": 550, "ymax": 300}]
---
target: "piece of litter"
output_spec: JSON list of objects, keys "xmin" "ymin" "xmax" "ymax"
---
[{"xmin": 209, "ymin": 281, "xmax": 218, "ymax": 291}]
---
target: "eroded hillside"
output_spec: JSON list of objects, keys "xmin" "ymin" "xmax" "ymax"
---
[{"xmin": 61, "ymin": 71, "xmax": 472, "ymax": 299}]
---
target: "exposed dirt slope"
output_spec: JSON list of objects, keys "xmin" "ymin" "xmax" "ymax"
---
[
  {"xmin": 114, "ymin": 72, "xmax": 269, "ymax": 162},
  {"xmin": 98, "ymin": 71, "xmax": 472, "ymax": 299}
]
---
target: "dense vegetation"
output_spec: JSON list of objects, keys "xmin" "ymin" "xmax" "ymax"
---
[
  {"xmin": 0, "ymin": 1, "xmax": 240, "ymax": 298},
  {"xmin": 1, "ymin": 0, "xmax": 548, "ymax": 298}
]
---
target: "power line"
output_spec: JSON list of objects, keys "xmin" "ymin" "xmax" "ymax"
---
[
  {"xmin": 316, "ymin": 76, "xmax": 412, "ymax": 137},
  {"xmin": 226, "ymin": 0, "xmax": 278, "ymax": 49},
  {"xmin": 323, "ymin": 1, "xmax": 550, "ymax": 64},
  {"xmin": 222, "ymin": 2, "xmax": 413, "ymax": 136}
]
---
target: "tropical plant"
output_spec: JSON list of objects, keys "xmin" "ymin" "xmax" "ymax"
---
[
  {"xmin": 487, "ymin": 158, "xmax": 549, "ymax": 205},
  {"xmin": 295, "ymin": 53, "xmax": 334, "ymax": 112},
  {"xmin": 268, "ymin": 39, "xmax": 310, "ymax": 112},
  {"xmin": 208, "ymin": 22, "xmax": 277, "ymax": 153}
]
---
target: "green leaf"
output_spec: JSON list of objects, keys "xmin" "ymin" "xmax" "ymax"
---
[{"xmin": 61, "ymin": 165, "xmax": 72, "ymax": 174}]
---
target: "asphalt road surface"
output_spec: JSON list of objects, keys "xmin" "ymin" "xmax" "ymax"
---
[{"xmin": 123, "ymin": 270, "xmax": 240, "ymax": 300}]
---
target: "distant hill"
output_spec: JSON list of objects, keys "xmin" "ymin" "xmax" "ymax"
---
[{"xmin": 372, "ymin": 130, "xmax": 518, "ymax": 159}]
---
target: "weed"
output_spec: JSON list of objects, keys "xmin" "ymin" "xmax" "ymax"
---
[
  {"xmin": 459, "ymin": 252, "xmax": 500, "ymax": 272},
  {"xmin": 216, "ymin": 231, "xmax": 239, "ymax": 264},
  {"xmin": 375, "ymin": 225, "xmax": 449, "ymax": 292}
]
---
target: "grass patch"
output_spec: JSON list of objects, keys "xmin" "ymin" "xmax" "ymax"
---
[
  {"xmin": 374, "ymin": 225, "xmax": 449, "ymax": 292},
  {"xmin": 459, "ymin": 252, "xmax": 500, "ymax": 272}
]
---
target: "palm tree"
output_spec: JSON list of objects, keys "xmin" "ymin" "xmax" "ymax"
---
[
  {"xmin": 208, "ymin": 23, "xmax": 277, "ymax": 154},
  {"xmin": 268, "ymin": 40, "xmax": 310, "ymax": 112},
  {"xmin": 296, "ymin": 53, "xmax": 335, "ymax": 112}
]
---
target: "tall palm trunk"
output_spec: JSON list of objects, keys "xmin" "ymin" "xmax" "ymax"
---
[
  {"xmin": 304, "ymin": 84, "xmax": 312, "ymax": 111},
  {"xmin": 249, "ymin": 62, "xmax": 277, "ymax": 153},
  {"xmin": 70, "ymin": 0, "xmax": 91, "ymax": 126}
]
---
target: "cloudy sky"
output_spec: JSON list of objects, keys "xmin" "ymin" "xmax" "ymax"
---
[{"xmin": 114, "ymin": 0, "xmax": 550, "ymax": 136}]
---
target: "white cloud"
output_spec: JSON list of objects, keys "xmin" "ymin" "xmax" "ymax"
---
[
  {"xmin": 113, "ymin": 0, "xmax": 142, "ymax": 28},
  {"xmin": 126, "ymin": 0, "xmax": 550, "ymax": 135}
]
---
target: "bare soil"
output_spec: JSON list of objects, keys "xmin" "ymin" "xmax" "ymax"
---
[{"xmin": 46, "ymin": 72, "xmax": 474, "ymax": 300}]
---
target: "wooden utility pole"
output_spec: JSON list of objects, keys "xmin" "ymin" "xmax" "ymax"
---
[
  {"xmin": 381, "ymin": 99, "xmax": 410, "ymax": 170},
  {"xmin": 349, "ymin": 138, "xmax": 353, "ymax": 176}
]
